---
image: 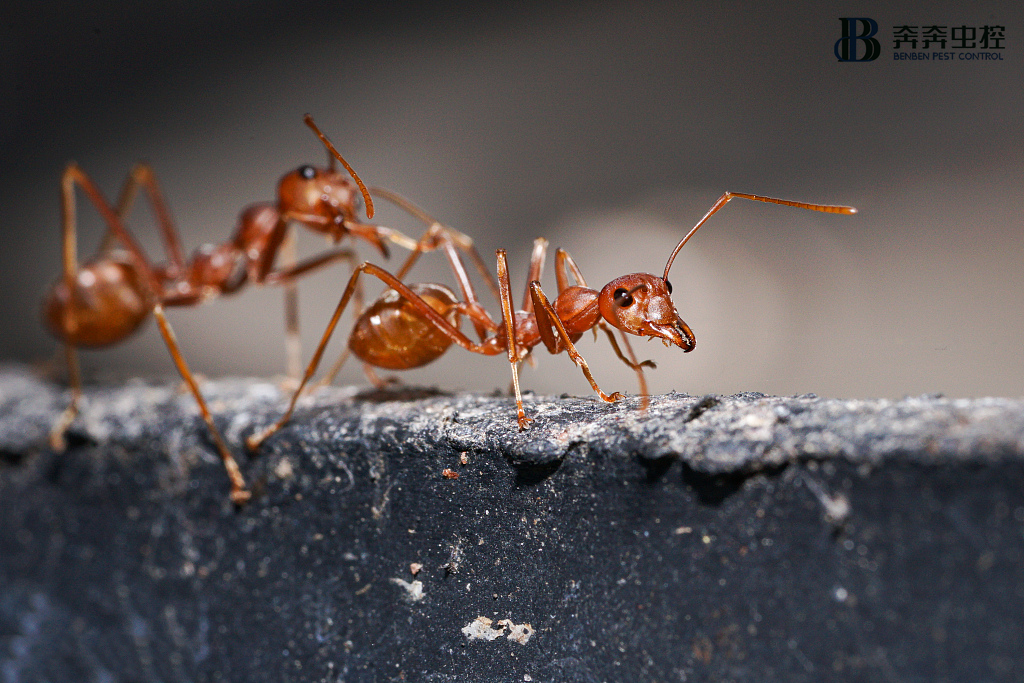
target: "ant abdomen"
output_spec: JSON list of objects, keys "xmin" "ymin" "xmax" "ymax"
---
[
  {"xmin": 348, "ymin": 283, "xmax": 461, "ymax": 369},
  {"xmin": 43, "ymin": 256, "xmax": 151, "ymax": 348}
]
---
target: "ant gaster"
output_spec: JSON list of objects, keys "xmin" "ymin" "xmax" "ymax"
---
[{"xmin": 247, "ymin": 192, "xmax": 856, "ymax": 449}]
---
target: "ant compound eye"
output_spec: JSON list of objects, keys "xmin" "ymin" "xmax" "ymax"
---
[
  {"xmin": 298, "ymin": 165, "xmax": 316, "ymax": 180},
  {"xmin": 613, "ymin": 288, "xmax": 633, "ymax": 307},
  {"xmin": 664, "ymin": 279, "xmax": 673, "ymax": 294}
]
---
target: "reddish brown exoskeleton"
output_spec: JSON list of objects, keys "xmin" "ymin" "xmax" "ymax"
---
[
  {"xmin": 246, "ymin": 192, "xmax": 856, "ymax": 449},
  {"xmin": 42, "ymin": 116, "xmax": 485, "ymax": 503}
]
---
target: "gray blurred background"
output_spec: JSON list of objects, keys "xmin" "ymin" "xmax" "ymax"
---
[{"xmin": 2, "ymin": 0, "xmax": 1022, "ymax": 401}]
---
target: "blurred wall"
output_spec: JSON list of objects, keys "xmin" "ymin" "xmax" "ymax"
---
[{"xmin": 3, "ymin": 0, "xmax": 1022, "ymax": 400}]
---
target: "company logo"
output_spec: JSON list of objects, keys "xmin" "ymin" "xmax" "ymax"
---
[
  {"xmin": 892, "ymin": 24, "xmax": 1005, "ymax": 61},
  {"xmin": 835, "ymin": 18, "xmax": 1007, "ymax": 62},
  {"xmin": 835, "ymin": 18, "xmax": 881, "ymax": 62}
]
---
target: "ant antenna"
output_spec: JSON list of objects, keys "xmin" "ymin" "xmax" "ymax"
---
[
  {"xmin": 662, "ymin": 192, "xmax": 857, "ymax": 283},
  {"xmin": 303, "ymin": 114, "xmax": 375, "ymax": 219}
]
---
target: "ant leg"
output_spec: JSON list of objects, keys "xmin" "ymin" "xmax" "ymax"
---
[
  {"xmin": 319, "ymin": 347, "xmax": 353, "ymax": 387},
  {"xmin": 58, "ymin": 164, "xmax": 82, "ymax": 283},
  {"xmin": 63, "ymin": 164, "xmax": 164, "ymax": 294},
  {"xmin": 261, "ymin": 246, "xmax": 369, "ymax": 389},
  {"xmin": 243, "ymin": 263, "xmax": 386, "ymax": 450},
  {"xmin": 554, "ymin": 248, "xmax": 590, "ymax": 292},
  {"xmin": 152, "ymin": 304, "xmax": 250, "ymax": 504},
  {"xmin": 495, "ymin": 250, "xmax": 531, "ymax": 430},
  {"xmin": 59, "ymin": 163, "xmax": 166, "ymax": 283},
  {"xmin": 552, "ymin": 247, "xmax": 608, "ymax": 343},
  {"xmin": 49, "ymin": 168, "xmax": 88, "ymax": 450},
  {"xmin": 280, "ymin": 226, "xmax": 302, "ymax": 382},
  {"xmin": 315, "ymin": 272, "xmax": 393, "ymax": 391},
  {"xmin": 317, "ymin": 255, "xmax": 367, "ymax": 389},
  {"xmin": 265, "ymin": 245, "xmax": 370, "ymax": 391},
  {"xmin": 354, "ymin": 197, "xmax": 501, "ymax": 344},
  {"xmin": 128, "ymin": 164, "xmax": 187, "ymax": 272},
  {"xmin": 553, "ymin": 247, "xmax": 605, "ymax": 343},
  {"xmin": 529, "ymin": 281, "xmax": 624, "ymax": 404},
  {"xmin": 370, "ymin": 187, "xmax": 502, "ymax": 304},
  {"xmin": 435, "ymin": 238, "xmax": 497, "ymax": 342},
  {"xmin": 373, "ymin": 203, "xmax": 501, "ymax": 344},
  {"xmin": 598, "ymin": 323, "xmax": 654, "ymax": 409},
  {"xmin": 251, "ymin": 213, "xmax": 292, "ymax": 286},
  {"xmin": 520, "ymin": 238, "xmax": 549, "ymax": 314},
  {"xmin": 262, "ymin": 248, "xmax": 359, "ymax": 285},
  {"xmin": 97, "ymin": 167, "xmax": 140, "ymax": 254},
  {"xmin": 551, "ymin": 247, "xmax": 656, "ymax": 395},
  {"xmin": 263, "ymin": 245, "xmax": 401, "ymax": 390},
  {"xmin": 362, "ymin": 364, "xmax": 399, "ymax": 389},
  {"xmin": 247, "ymin": 262, "xmax": 505, "ymax": 450},
  {"xmin": 336, "ymin": 220, "xmax": 392, "ymax": 258},
  {"xmin": 49, "ymin": 344, "xmax": 82, "ymax": 450},
  {"xmin": 98, "ymin": 164, "xmax": 188, "ymax": 277},
  {"xmin": 512, "ymin": 238, "xmax": 549, "ymax": 372},
  {"xmin": 303, "ymin": 117, "xmax": 414, "ymax": 375},
  {"xmin": 462, "ymin": 239, "xmax": 501, "ymax": 305},
  {"xmin": 252, "ymin": 212, "xmax": 378, "ymax": 385}
]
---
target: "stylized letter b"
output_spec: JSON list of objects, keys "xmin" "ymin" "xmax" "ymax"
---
[{"xmin": 835, "ymin": 18, "xmax": 881, "ymax": 62}]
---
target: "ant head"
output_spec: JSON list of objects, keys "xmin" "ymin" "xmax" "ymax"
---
[
  {"xmin": 598, "ymin": 273, "xmax": 695, "ymax": 351},
  {"xmin": 278, "ymin": 164, "xmax": 361, "ymax": 230}
]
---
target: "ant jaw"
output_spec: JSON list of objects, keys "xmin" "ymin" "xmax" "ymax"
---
[{"xmin": 645, "ymin": 319, "xmax": 695, "ymax": 352}]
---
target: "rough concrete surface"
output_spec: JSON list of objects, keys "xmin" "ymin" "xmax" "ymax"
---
[{"xmin": 1, "ymin": 364, "xmax": 1023, "ymax": 682}]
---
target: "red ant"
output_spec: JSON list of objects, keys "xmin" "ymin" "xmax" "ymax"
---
[
  {"xmin": 42, "ymin": 116, "xmax": 487, "ymax": 504},
  {"xmin": 246, "ymin": 192, "xmax": 856, "ymax": 449}
]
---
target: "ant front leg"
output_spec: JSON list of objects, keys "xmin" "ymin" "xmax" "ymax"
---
[
  {"xmin": 597, "ymin": 322, "xmax": 653, "ymax": 408},
  {"xmin": 528, "ymin": 281, "xmax": 625, "ymax": 404},
  {"xmin": 554, "ymin": 247, "xmax": 653, "ymax": 406}
]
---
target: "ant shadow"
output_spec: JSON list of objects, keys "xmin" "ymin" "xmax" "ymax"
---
[
  {"xmin": 639, "ymin": 450, "xmax": 791, "ymax": 508},
  {"xmin": 352, "ymin": 384, "xmax": 450, "ymax": 404}
]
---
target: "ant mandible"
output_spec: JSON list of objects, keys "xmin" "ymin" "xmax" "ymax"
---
[
  {"xmin": 42, "ymin": 116, "xmax": 486, "ymax": 504},
  {"xmin": 246, "ymin": 192, "xmax": 856, "ymax": 449}
]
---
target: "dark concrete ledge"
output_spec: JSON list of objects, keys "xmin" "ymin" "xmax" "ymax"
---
[{"xmin": 1, "ymin": 364, "xmax": 1023, "ymax": 681}]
